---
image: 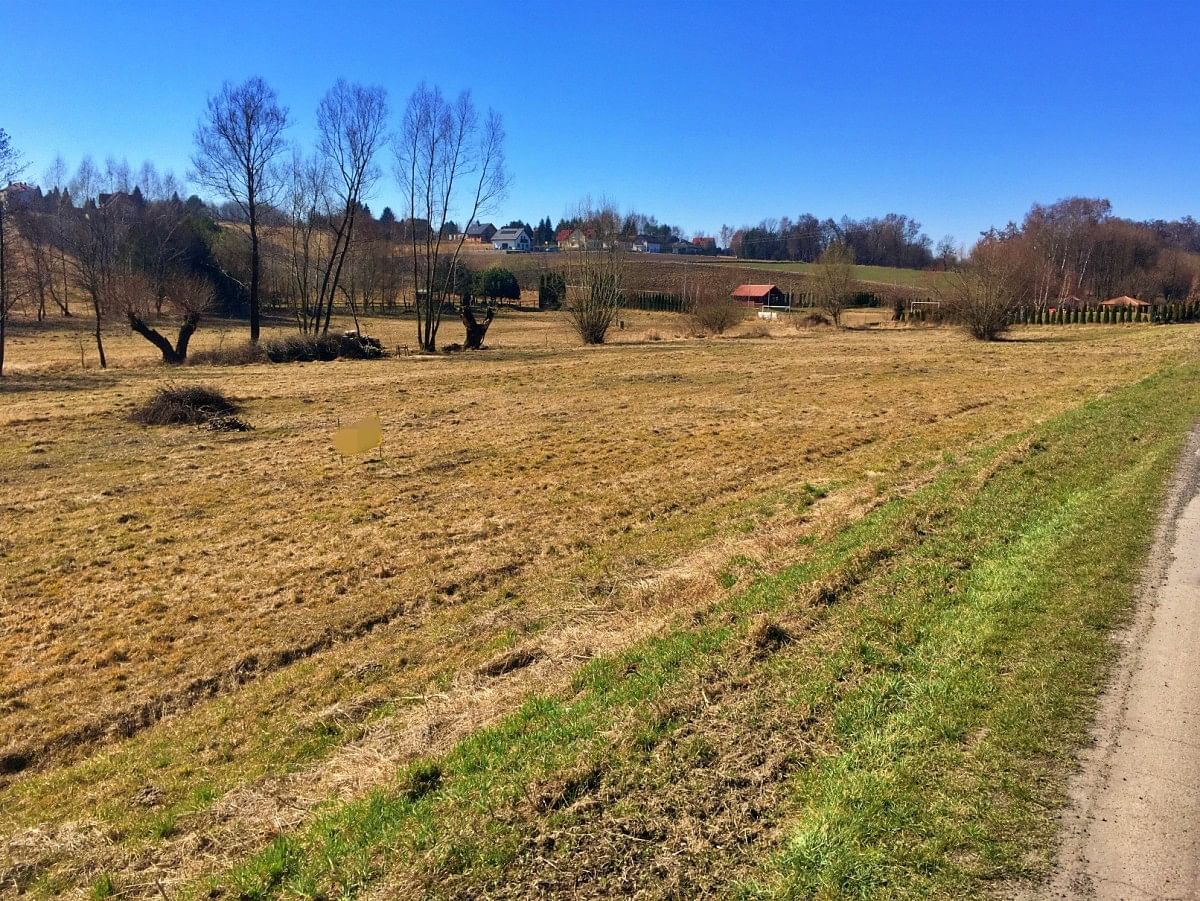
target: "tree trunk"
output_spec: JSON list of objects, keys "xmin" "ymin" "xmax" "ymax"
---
[
  {"xmin": 248, "ymin": 205, "xmax": 261, "ymax": 344},
  {"xmin": 174, "ymin": 313, "xmax": 200, "ymax": 361},
  {"xmin": 93, "ymin": 296, "xmax": 107, "ymax": 369},
  {"xmin": 0, "ymin": 203, "xmax": 7, "ymax": 377},
  {"xmin": 460, "ymin": 304, "xmax": 494, "ymax": 350},
  {"xmin": 128, "ymin": 311, "xmax": 199, "ymax": 364}
]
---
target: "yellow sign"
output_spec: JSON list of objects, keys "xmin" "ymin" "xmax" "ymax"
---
[{"xmin": 333, "ymin": 413, "xmax": 383, "ymax": 456}]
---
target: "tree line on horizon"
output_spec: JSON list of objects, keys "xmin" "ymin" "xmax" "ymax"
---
[{"xmin": 4, "ymin": 96, "xmax": 1200, "ymax": 373}]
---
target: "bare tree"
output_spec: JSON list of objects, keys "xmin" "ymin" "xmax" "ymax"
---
[
  {"xmin": 10, "ymin": 208, "xmax": 63, "ymax": 321},
  {"xmin": 812, "ymin": 241, "xmax": 856, "ymax": 326},
  {"xmin": 944, "ymin": 237, "xmax": 1033, "ymax": 340},
  {"xmin": 68, "ymin": 196, "xmax": 136, "ymax": 368},
  {"xmin": 285, "ymin": 149, "xmax": 329, "ymax": 331},
  {"xmin": 0, "ymin": 128, "xmax": 27, "ymax": 376},
  {"xmin": 191, "ymin": 77, "xmax": 289, "ymax": 342},
  {"xmin": 309, "ymin": 80, "xmax": 388, "ymax": 334},
  {"xmin": 395, "ymin": 83, "xmax": 508, "ymax": 352}
]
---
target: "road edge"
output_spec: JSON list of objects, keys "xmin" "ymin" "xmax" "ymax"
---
[{"xmin": 1035, "ymin": 420, "xmax": 1200, "ymax": 898}]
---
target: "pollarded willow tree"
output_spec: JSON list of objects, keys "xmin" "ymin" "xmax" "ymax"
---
[
  {"xmin": 191, "ymin": 77, "xmax": 289, "ymax": 343},
  {"xmin": 395, "ymin": 83, "xmax": 508, "ymax": 352}
]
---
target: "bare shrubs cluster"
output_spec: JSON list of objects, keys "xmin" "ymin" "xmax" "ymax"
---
[
  {"xmin": 944, "ymin": 237, "xmax": 1033, "ymax": 340},
  {"xmin": 190, "ymin": 331, "xmax": 382, "ymax": 365},
  {"xmin": 568, "ymin": 249, "xmax": 624, "ymax": 344},
  {"xmin": 812, "ymin": 241, "xmax": 856, "ymax": 327},
  {"xmin": 686, "ymin": 287, "xmax": 743, "ymax": 335}
]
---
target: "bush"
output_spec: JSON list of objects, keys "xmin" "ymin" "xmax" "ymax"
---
[
  {"xmin": 261, "ymin": 334, "xmax": 341, "ymax": 362},
  {"xmin": 190, "ymin": 333, "xmax": 382, "ymax": 365},
  {"xmin": 130, "ymin": 385, "xmax": 250, "ymax": 431},
  {"xmin": 736, "ymin": 321, "xmax": 774, "ymax": 339},
  {"xmin": 568, "ymin": 258, "xmax": 624, "ymax": 344},
  {"xmin": 334, "ymin": 333, "xmax": 384, "ymax": 359},
  {"xmin": 944, "ymin": 241, "xmax": 1031, "ymax": 340},
  {"xmin": 688, "ymin": 296, "xmax": 744, "ymax": 335},
  {"xmin": 189, "ymin": 342, "xmax": 269, "ymax": 366},
  {"xmin": 795, "ymin": 312, "xmax": 831, "ymax": 328},
  {"xmin": 474, "ymin": 266, "xmax": 521, "ymax": 303},
  {"xmin": 538, "ymin": 271, "xmax": 567, "ymax": 311}
]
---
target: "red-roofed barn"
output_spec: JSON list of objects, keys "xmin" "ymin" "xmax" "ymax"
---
[{"xmin": 731, "ymin": 284, "xmax": 785, "ymax": 306}]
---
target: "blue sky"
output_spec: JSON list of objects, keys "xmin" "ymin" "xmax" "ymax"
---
[{"xmin": 3, "ymin": 0, "xmax": 1197, "ymax": 247}]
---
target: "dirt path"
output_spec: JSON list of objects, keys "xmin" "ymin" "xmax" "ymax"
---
[{"xmin": 1044, "ymin": 426, "xmax": 1200, "ymax": 900}]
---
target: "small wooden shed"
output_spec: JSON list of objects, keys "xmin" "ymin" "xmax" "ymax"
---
[{"xmin": 731, "ymin": 284, "xmax": 785, "ymax": 306}]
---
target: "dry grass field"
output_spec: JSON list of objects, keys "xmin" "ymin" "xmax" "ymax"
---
[
  {"xmin": 448, "ymin": 245, "xmax": 939, "ymax": 297},
  {"xmin": 1, "ymin": 309, "xmax": 1197, "ymax": 897}
]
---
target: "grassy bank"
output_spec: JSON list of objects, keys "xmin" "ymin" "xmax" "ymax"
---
[{"xmin": 188, "ymin": 363, "xmax": 1200, "ymax": 899}]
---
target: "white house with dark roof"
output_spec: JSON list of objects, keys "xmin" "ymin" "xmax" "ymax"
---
[{"xmin": 492, "ymin": 226, "xmax": 532, "ymax": 252}]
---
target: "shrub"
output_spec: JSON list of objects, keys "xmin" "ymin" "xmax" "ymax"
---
[
  {"xmin": 474, "ymin": 266, "xmax": 521, "ymax": 303},
  {"xmin": 944, "ymin": 240, "xmax": 1032, "ymax": 340},
  {"xmin": 643, "ymin": 329, "xmax": 663, "ymax": 342},
  {"xmin": 736, "ymin": 321, "xmax": 774, "ymax": 339},
  {"xmin": 688, "ymin": 295, "xmax": 744, "ymax": 335},
  {"xmin": 795, "ymin": 311, "xmax": 831, "ymax": 328},
  {"xmin": 261, "ymin": 334, "xmax": 341, "ymax": 362},
  {"xmin": 538, "ymin": 271, "xmax": 567, "ymax": 311},
  {"xmin": 190, "ymin": 333, "xmax": 382, "ymax": 365},
  {"xmin": 131, "ymin": 385, "xmax": 250, "ymax": 431},
  {"xmin": 568, "ymin": 254, "xmax": 624, "ymax": 344},
  {"xmin": 189, "ymin": 342, "xmax": 269, "ymax": 366},
  {"xmin": 334, "ymin": 333, "xmax": 384, "ymax": 359}
]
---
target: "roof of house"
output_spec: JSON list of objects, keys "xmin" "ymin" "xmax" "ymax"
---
[
  {"xmin": 556, "ymin": 228, "xmax": 573, "ymax": 242},
  {"xmin": 731, "ymin": 283, "xmax": 782, "ymax": 298},
  {"xmin": 466, "ymin": 221, "xmax": 496, "ymax": 236},
  {"xmin": 492, "ymin": 227, "xmax": 529, "ymax": 242},
  {"xmin": 1099, "ymin": 295, "xmax": 1151, "ymax": 307}
]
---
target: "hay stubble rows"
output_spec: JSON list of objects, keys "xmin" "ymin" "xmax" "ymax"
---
[{"xmin": 1, "ymin": 312, "xmax": 1195, "ymax": 895}]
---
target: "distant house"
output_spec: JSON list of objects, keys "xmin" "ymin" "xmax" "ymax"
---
[
  {"xmin": 98, "ymin": 190, "xmax": 139, "ymax": 209},
  {"xmin": 731, "ymin": 284, "xmax": 786, "ymax": 306},
  {"xmin": 1054, "ymin": 294, "xmax": 1087, "ymax": 311},
  {"xmin": 564, "ymin": 228, "xmax": 603, "ymax": 251},
  {"xmin": 633, "ymin": 235, "xmax": 662, "ymax": 253},
  {"xmin": 555, "ymin": 227, "xmax": 574, "ymax": 245},
  {"xmin": 692, "ymin": 236, "xmax": 717, "ymax": 253},
  {"xmin": 465, "ymin": 221, "xmax": 497, "ymax": 243},
  {"xmin": 1099, "ymin": 295, "xmax": 1151, "ymax": 309},
  {"xmin": 492, "ymin": 226, "xmax": 532, "ymax": 252},
  {"xmin": 1, "ymin": 182, "xmax": 39, "ymax": 208}
]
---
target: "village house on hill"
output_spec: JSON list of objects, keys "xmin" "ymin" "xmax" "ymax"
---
[
  {"xmin": 492, "ymin": 226, "xmax": 532, "ymax": 252},
  {"xmin": 465, "ymin": 221, "xmax": 496, "ymax": 243}
]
